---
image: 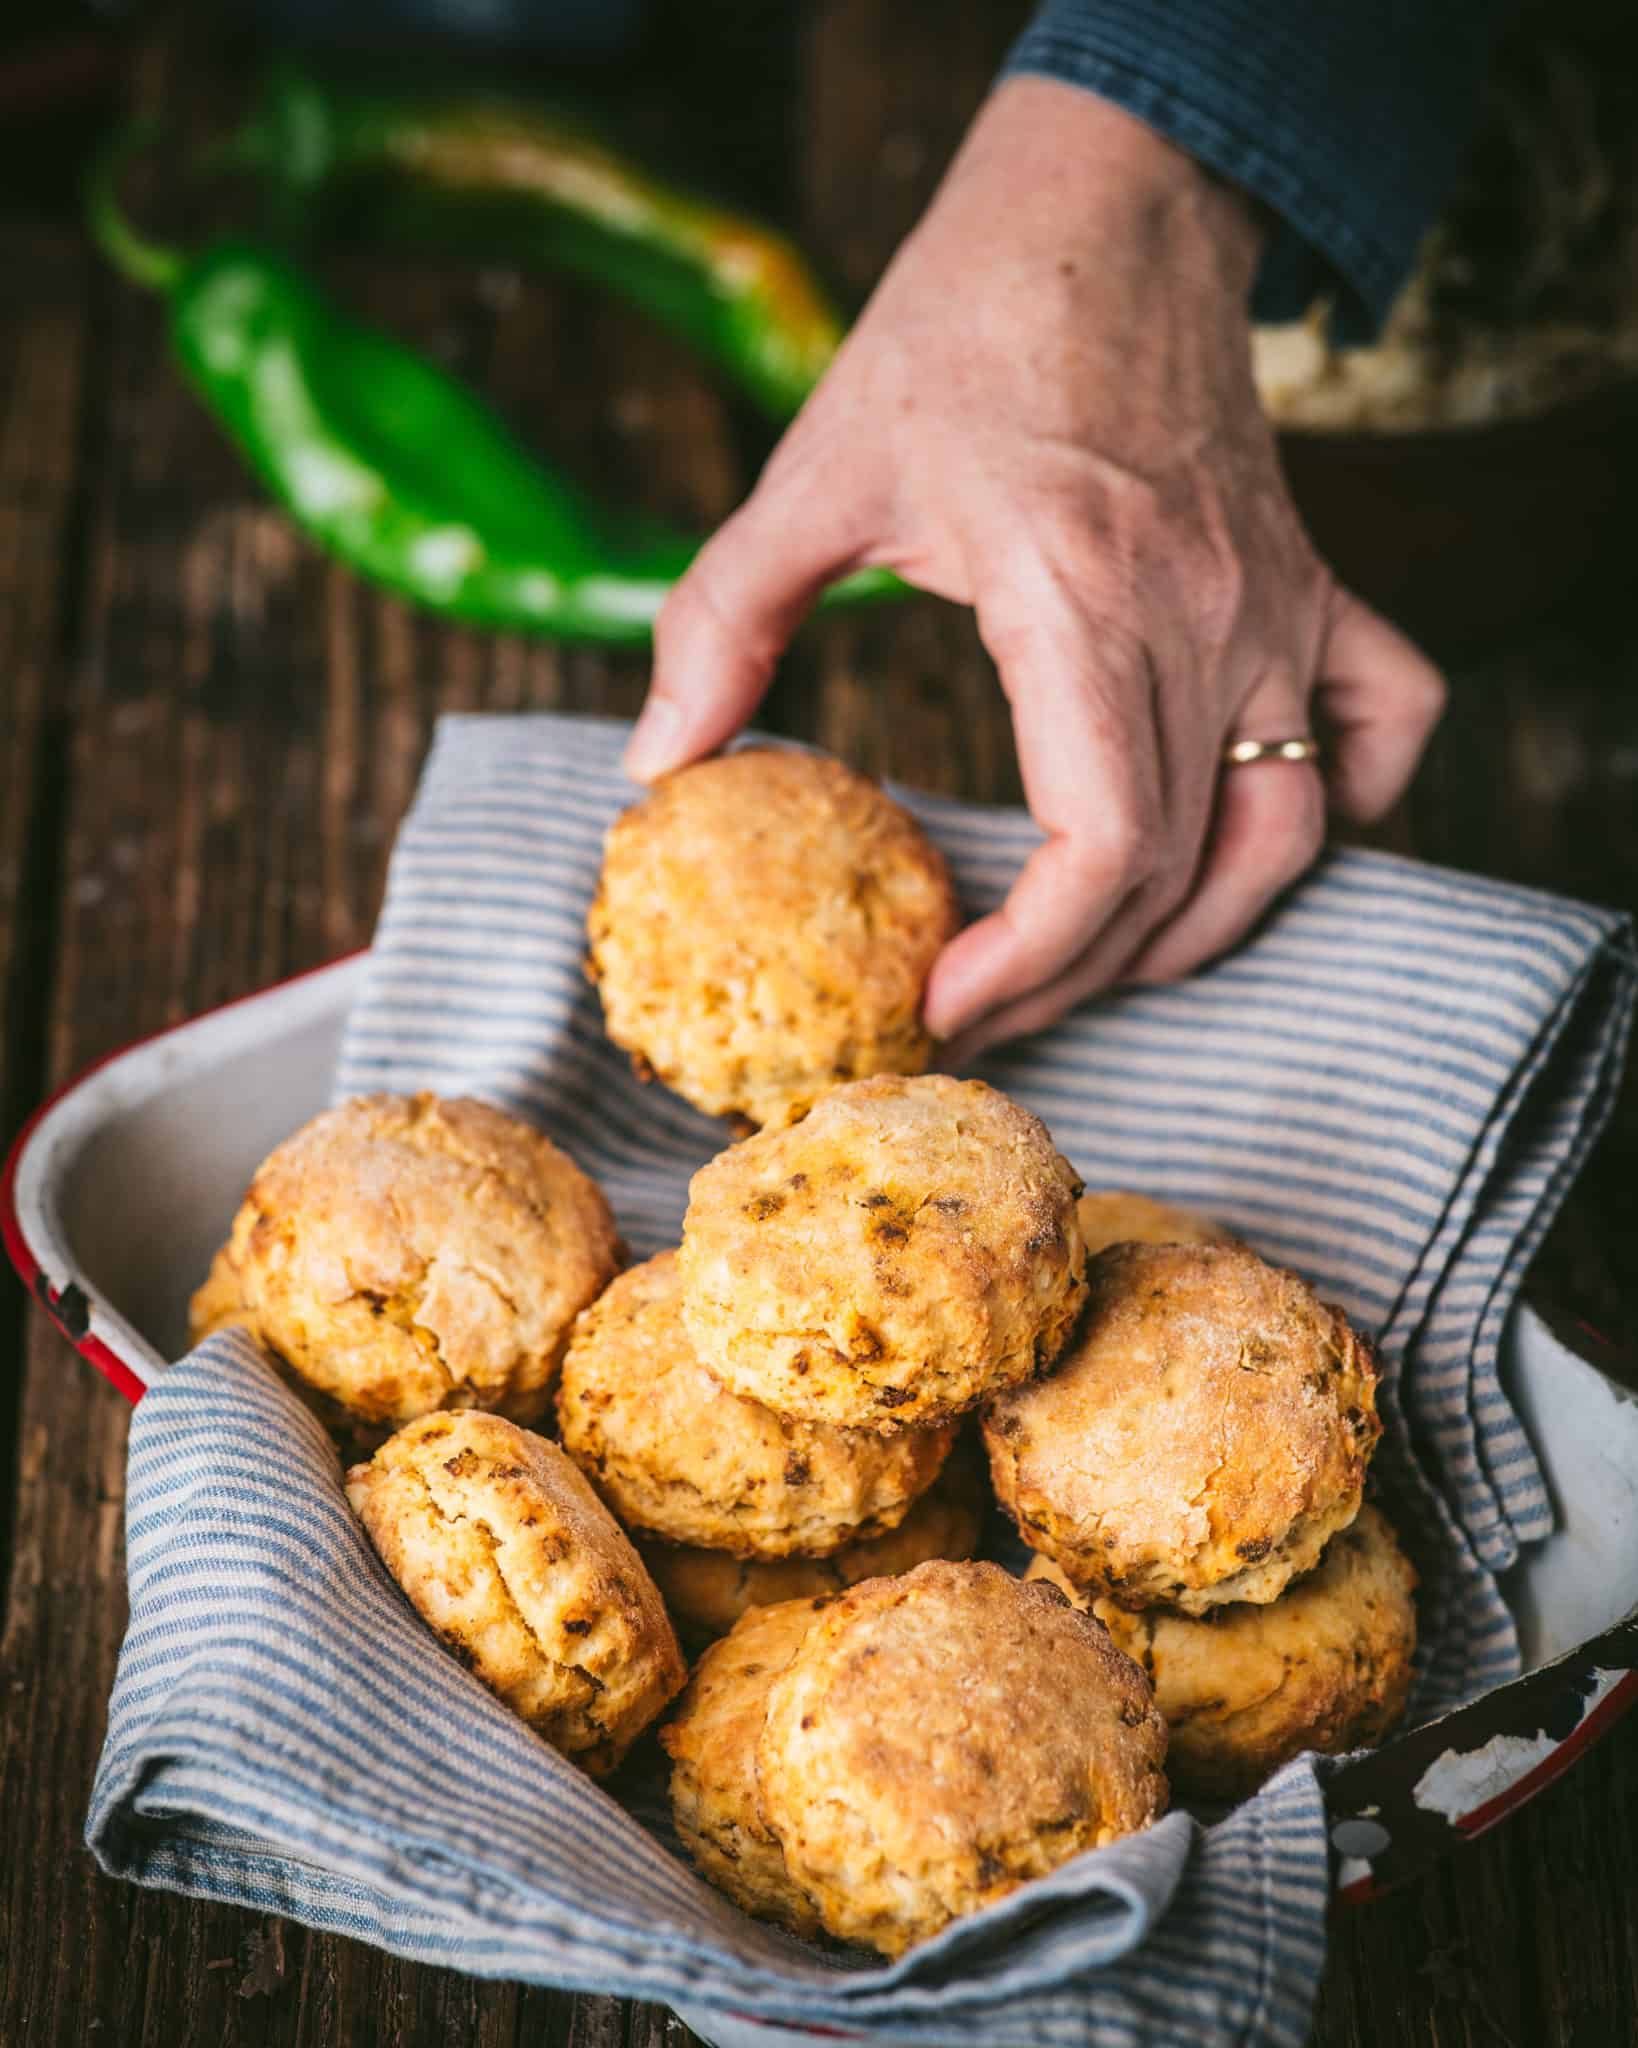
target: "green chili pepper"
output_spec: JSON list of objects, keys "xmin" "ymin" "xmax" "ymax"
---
[
  {"xmin": 218, "ymin": 62, "xmax": 843, "ymax": 423},
  {"xmin": 88, "ymin": 129, "xmax": 893, "ymax": 645}
]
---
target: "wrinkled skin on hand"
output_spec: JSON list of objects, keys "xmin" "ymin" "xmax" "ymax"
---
[{"xmin": 625, "ymin": 78, "xmax": 1446, "ymax": 1055}]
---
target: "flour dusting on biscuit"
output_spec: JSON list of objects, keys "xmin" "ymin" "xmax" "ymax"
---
[
  {"xmin": 755, "ymin": 1559, "xmax": 1167, "ymax": 1956},
  {"xmin": 680, "ymin": 1074, "xmax": 1087, "ymax": 1432},
  {"xmin": 558, "ymin": 1250, "xmax": 954, "ymax": 1557},
  {"xmin": 587, "ymin": 749, "xmax": 957, "ymax": 1129},
  {"xmin": 194, "ymin": 1093, "xmax": 620, "ymax": 1432},
  {"xmin": 348, "ymin": 1411, "xmax": 684, "ymax": 1775},
  {"xmin": 986, "ymin": 1241, "xmax": 1381, "ymax": 1613}
]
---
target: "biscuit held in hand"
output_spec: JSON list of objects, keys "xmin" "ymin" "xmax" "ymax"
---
[
  {"xmin": 1027, "ymin": 1505, "xmax": 1417, "ymax": 1801},
  {"xmin": 587, "ymin": 749, "xmax": 956, "ymax": 1130},
  {"xmin": 985, "ymin": 1242, "xmax": 1381, "ymax": 1614},
  {"xmin": 195, "ymin": 1093, "xmax": 620, "ymax": 1431},
  {"xmin": 641, "ymin": 1445, "xmax": 988, "ymax": 1642},
  {"xmin": 347, "ymin": 1412, "xmax": 684, "ymax": 1776},
  {"xmin": 660, "ymin": 1596, "xmax": 832, "ymax": 1936},
  {"xmin": 756, "ymin": 1559, "xmax": 1168, "ymax": 1957},
  {"xmin": 679, "ymin": 1074, "xmax": 1087, "ymax": 1432},
  {"xmin": 557, "ymin": 1250, "xmax": 954, "ymax": 1557}
]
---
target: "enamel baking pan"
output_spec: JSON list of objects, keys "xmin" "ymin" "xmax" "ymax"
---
[{"xmin": 5, "ymin": 958, "xmax": 1637, "ymax": 2043}]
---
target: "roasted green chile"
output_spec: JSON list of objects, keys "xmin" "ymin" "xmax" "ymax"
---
[
  {"xmin": 88, "ymin": 132, "xmax": 890, "ymax": 644},
  {"xmin": 221, "ymin": 62, "xmax": 844, "ymax": 422}
]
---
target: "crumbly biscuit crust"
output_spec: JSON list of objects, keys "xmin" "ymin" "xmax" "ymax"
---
[
  {"xmin": 641, "ymin": 1449, "xmax": 988, "ymax": 1640},
  {"xmin": 681, "ymin": 1075, "xmax": 1087, "ymax": 1432},
  {"xmin": 659, "ymin": 1598, "xmax": 832, "ymax": 1934},
  {"xmin": 755, "ymin": 1559, "xmax": 1167, "ymax": 1956},
  {"xmin": 587, "ymin": 750, "xmax": 958, "ymax": 1129},
  {"xmin": 985, "ymin": 1243, "xmax": 1380, "ymax": 1613},
  {"xmin": 205, "ymin": 1093, "xmax": 620, "ymax": 1429},
  {"xmin": 347, "ymin": 1411, "xmax": 684, "ymax": 1775},
  {"xmin": 1027, "ymin": 1505, "xmax": 1417, "ymax": 1799},
  {"xmin": 558, "ymin": 1252, "xmax": 953, "ymax": 1557}
]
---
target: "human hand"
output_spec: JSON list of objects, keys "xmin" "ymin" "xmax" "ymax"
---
[{"xmin": 622, "ymin": 77, "xmax": 1445, "ymax": 1057}]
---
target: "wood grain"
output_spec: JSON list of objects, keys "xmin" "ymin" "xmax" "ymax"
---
[{"xmin": 2, "ymin": 3, "xmax": 1637, "ymax": 2045}]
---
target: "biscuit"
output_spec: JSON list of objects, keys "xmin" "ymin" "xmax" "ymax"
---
[
  {"xmin": 756, "ymin": 1559, "xmax": 1167, "ymax": 1957},
  {"xmin": 641, "ymin": 1448, "xmax": 988, "ymax": 1641},
  {"xmin": 557, "ymin": 1251, "xmax": 953, "ymax": 1557},
  {"xmin": 347, "ymin": 1411, "xmax": 684, "ymax": 1775},
  {"xmin": 680, "ymin": 1075, "xmax": 1087, "ymax": 1432},
  {"xmin": 984, "ymin": 1242, "xmax": 1380, "ymax": 1614},
  {"xmin": 200, "ymin": 1093, "xmax": 621, "ymax": 1431},
  {"xmin": 1025, "ymin": 1505, "xmax": 1417, "ymax": 1800},
  {"xmin": 586, "ymin": 749, "xmax": 958, "ymax": 1130},
  {"xmin": 188, "ymin": 1241, "xmax": 256, "ymax": 1343},
  {"xmin": 659, "ymin": 1597, "xmax": 831, "ymax": 1936},
  {"xmin": 1075, "ymin": 1189, "xmax": 1233, "ymax": 1257}
]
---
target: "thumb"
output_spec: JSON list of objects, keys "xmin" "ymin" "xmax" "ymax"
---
[{"xmin": 624, "ymin": 483, "xmax": 859, "ymax": 783}]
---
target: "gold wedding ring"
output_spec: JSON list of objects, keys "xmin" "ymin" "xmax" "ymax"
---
[{"xmin": 1222, "ymin": 735, "xmax": 1321, "ymax": 768}]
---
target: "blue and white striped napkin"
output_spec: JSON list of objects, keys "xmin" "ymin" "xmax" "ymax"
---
[{"xmin": 87, "ymin": 712, "xmax": 1635, "ymax": 2046}]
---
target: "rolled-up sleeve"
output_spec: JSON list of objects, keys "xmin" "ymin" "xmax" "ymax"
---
[{"xmin": 1004, "ymin": 0, "xmax": 1504, "ymax": 337}]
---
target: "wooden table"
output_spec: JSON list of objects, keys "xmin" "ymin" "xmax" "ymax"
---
[{"xmin": 3, "ymin": 6, "xmax": 1637, "ymax": 2043}]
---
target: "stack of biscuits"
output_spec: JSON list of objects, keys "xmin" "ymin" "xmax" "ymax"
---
[
  {"xmin": 990, "ymin": 1197, "xmax": 1418, "ymax": 1804},
  {"xmin": 189, "ymin": 745, "xmax": 1419, "ymax": 1958}
]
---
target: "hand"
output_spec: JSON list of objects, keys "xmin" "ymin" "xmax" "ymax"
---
[{"xmin": 622, "ymin": 77, "xmax": 1446, "ymax": 1057}]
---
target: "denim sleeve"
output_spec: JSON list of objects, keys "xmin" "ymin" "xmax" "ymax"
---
[{"xmin": 1003, "ymin": 0, "xmax": 1504, "ymax": 339}]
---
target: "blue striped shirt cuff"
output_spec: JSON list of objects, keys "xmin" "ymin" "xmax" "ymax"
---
[{"xmin": 1004, "ymin": 1, "xmax": 1501, "ymax": 339}]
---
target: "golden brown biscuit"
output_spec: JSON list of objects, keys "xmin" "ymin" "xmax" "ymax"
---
[
  {"xmin": 347, "ymin": 1411, "xmax": 684, "ymax": 1775},
  {"xmin": 659, "ymin": 1597, "xmax": 831, "ymax": 1936},
  {"xmin": 1075, "ymin": 1189, "xmax": 1234, "ymax": 1257},
  {"xmin": 587, "ymin": 749, "xmax": 958, "ymax": 1129},
  {"xmin": 984, "ymin": 1242, "xmax": 1380, "ymax": 1614},
  {"xmin": 680, "ymin": 1075, "xmax": 1087, "ymax": 1432},
  {"xmin": 558, "ymin": 1251, "xmax": 953, "ymax": 1557},
  {"xmin": 756, "ymin": 1559, "xmax": 1168, "ymax": 1957},
  {"xmin": 641, "ymin": 1449, "xmax": 988, "ymax": 1641},
  {"xmin": 188, "ymin": 1242, "xmax": 256, "ymax": 1343},
  {"xmin": 203, "ymin": 1093, "xmax": 621, "ymax": 1431},
  {"xmin": 1025, "ymin": 1505, "xmax": 1417, "ymax": 1800}
]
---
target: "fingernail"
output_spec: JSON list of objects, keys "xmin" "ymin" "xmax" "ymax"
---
[
  {"xmin": 622, "ymin": 698, "xmax": 685, "ymax": 783},
  {"xmin": 923, "ymin": 982, "xmax": 981, "ymax": 1047}
]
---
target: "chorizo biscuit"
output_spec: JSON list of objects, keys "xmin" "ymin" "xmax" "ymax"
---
[
  {"xmin": 641, "ymin": 1448, "xmax": 987, "ymax": 1641},
  {"xmin": 756, "ymin": 1559, "xmax": 1167, "ymax": 1957},
  {"xmin": 188, "ymin": 1241, "xmax": 256, "ymax": 1343},
  {"xmin": 659, "ymin": 1597, "xmax": 831, "ymax": 1935},
  {"xmin": 680, "ymin": 1075, "xmax": 1086, "ymax": 1432},
  {"xmin": 985, "ymin": 1242, "xmax": 1380, "ymax": 1614},
  {"xmin": 587, "ymin": 749, "xmax": 957, "ymax": 1129},
  {"xmin": 558, "ymin": 1251, "xmax": 953, "ymax": 1557},
  {"xmin": 1025, "ymin": 1505, "xmax": 1417, "ymax": 1800},
  {"xmin": 347, "ymin": 1411, "xmax": 684, "ymax": 1775},
  {"xmin": 203, "ymin": 1093, "xmax": 620, "ymax": 1431},
  {"xmin": 1075, "ymin": 1188, "xmax": 1234, "ymax": 1257}
]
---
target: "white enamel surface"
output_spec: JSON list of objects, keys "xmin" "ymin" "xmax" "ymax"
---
[
  {"xmin": 1410, "ymin": 1667, "xmax": 1627, "ymax": 1825},
  {"xmin": 10, "ymin": 958, "xmax": 361, "ymax": 1379},
  {"xmin": 1498, "ymin": 1323, "xmax": 1638, "ymax": 1665}
]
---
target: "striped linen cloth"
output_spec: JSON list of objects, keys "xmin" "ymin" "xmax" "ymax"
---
[{"xmin": 87, "ymin": 711, "xmax": 1635, "ymax": 2045}]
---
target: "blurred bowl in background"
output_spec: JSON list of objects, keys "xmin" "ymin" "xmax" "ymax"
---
[{"xmin": 1277, "ymin": 377, "xmax": 1638, "ymax": 653}]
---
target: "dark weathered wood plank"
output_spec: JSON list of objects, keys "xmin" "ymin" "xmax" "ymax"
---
[
  {"xmin": 4, "ymin": 3, "xmax": 1638, "ymax": 2045},
  {"xmin": 0, "ymin": 226, "xmax": 90, "ymax": 1615}
]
